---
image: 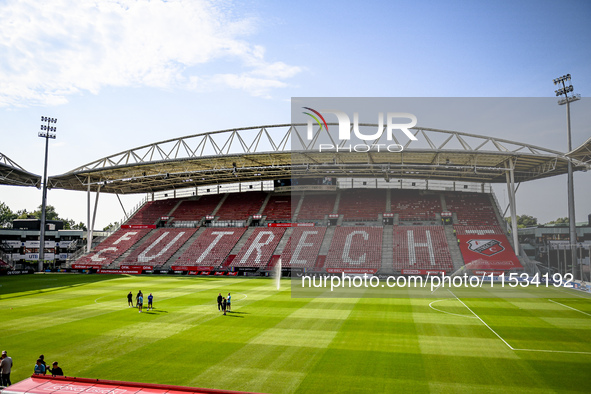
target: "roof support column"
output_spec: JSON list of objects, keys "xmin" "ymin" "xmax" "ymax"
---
[
  {"xmin": 116, "ymin": 194, "xmax": 128, "ymax": 222},
  {"xmin": 86, "ymin": 180, "xmax": 90, "ymax": 252},
  {"xmin": 87, "ymin": 184, "xmax": 101, "ymax": 253},
  {"xmin": 505, "ymin": 159, "xmax": 519, "ymax": 255}
]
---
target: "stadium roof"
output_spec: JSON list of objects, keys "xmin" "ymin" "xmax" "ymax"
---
[
  {"xmin": 0, "ymin": 151, "xmax": 41, "ymax": 188},
  {"xmin": 568, "ymin": 136, "xmax": 591, "ymax": 165},
  {"xmin": 47, "ymin": 124, "xmax": 589, "ymax": 194}
]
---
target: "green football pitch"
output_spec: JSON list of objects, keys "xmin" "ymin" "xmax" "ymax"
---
[{"xmin": 1, "ymin": 274, "xmax": 590, "ymax": 393}]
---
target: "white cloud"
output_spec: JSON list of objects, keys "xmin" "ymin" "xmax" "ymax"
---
[{"xmin": 0, "ymin": 0, "xmax": 301, "ymax": 107}]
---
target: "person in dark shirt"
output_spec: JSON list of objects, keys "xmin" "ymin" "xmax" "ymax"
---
[
  {"xmin": 135, "ymin": 291, "xmax": 143, "ymax": 307},
  {"xmin": 127, "ymin": 291, "xmax": 134, "ymax": 307},
  {"xmin": 48, "ymin": 362, "xmax": 63, "ymax": 376},
  {"xmin": 147, "ymin": 293, "xmax": 153, "ymax": 311},
  {"xmin": 217, "ymin": 293, "xmax": 223, "ymax": 311},
  {"xmin": 222, "ymin": 297, "xmax": 227, "ymax": 316}
]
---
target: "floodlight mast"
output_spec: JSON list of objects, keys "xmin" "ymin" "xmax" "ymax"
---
[
  {"xmin": 553, "ymin": 74, "xmax": 579, "ymax": 279},
  {"xmin": 38, "ymin": 116, "xmax": 57, "ymax": 272}
]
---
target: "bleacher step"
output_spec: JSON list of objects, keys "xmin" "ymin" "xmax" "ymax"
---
[
  {"xmin": 381, "ymin": 225, "xmax": 394, "ymax": 274},
  {"xmin": 444, "ymin": 225, "xmax": 465, "ymax": 272}
]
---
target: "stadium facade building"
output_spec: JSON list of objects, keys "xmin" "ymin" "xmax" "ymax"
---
[{"xmin": 1, "ymin": 123, "xmax": 590, "ymax": 278}]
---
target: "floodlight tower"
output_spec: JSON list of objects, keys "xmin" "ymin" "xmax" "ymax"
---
[
  {"xmin": 38, "ymin": 116, "xmax": 57, "ymax": 272},
  {"xmin": 553, "ymin": 74, "xmax": 580, "ymax": 278}
]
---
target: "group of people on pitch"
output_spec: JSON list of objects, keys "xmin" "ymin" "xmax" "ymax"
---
[
  {"xmin": 217, "ymin": 293, "xmax": 231, "ymax": 315},
  {"xmin": 33, "ymin": 354, "xmax": 63, "ymax": 376},
  {"xmin": 127, "ymin": 290, "xmax": 153, "ymax": 313}
]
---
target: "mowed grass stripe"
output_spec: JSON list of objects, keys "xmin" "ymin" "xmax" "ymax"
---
[
  {"xmin": 296, "ymin": 297, "xmax": 430, "ymax": 393},
  {"xmin": 188, "ymin": 296, "xmax": 358, "ymax": 393},
  {"xmin": 2, "ymin": 275, "xmax": 591, "ymax": 393},
  {"xmin": 461, "ymin": 297, "xmax": 591, "ymax": 353}
]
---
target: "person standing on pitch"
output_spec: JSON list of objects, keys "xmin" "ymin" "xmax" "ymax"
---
[
  {"xmin": 227, "ymin": 293, "xmax": 231, "ymax": 312},
  {"xmin": 138, "ymin": 293, "xmax": 144, "ymax": 313},
  {"xmin": 222, "ymin": 297, "xmax": 227, "ymax": 316},
  {"xmin": 217, "ymin": 293, "xmax": 223, "ymax": 311},
  {"xmin": 147, "ymin": 293, "xmax": 153, "ymax": 311},
  {"xmin": 0, "ymin": 350, "xmax": 13, "ymax": 386},
  {"xmin": 127, "ymin": 291, "xmax": 134, "ymax": 307},
  {"xmin": 136, "ymin": 290, "xmax": 143, "ymax": 308}
]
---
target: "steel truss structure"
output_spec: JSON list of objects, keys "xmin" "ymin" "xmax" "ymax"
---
[
  {"xmin": 0, "ymin": 152, "xmax": 41, "ymax": 188},
  {"xmin": 46, "ymin": 124, "xmax": 588, "ymax": 194}
]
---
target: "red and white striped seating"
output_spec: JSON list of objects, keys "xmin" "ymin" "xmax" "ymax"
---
[
  {"xmin": 175, "ymin": 227, "xmax": 247, "ymax": 267},
  {"xmin": 280, "ymin": 227, "xmax": 327, "ymax": 268},
  {"xmin": 230, "ymin": 227, "xmax": 286, "ymax": 268}
]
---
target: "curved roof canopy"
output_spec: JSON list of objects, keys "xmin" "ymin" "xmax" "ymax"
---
[
  {"xmin": 568, "ymin": 136, "xmax": 591, "ymax": 165},
  {"xmin": 0, "ymin": 152, "xmax": 41, "ymax": 188},
  {"xmin": 47, "ymin": 124, "xmax": 589, "ymax": 194}
]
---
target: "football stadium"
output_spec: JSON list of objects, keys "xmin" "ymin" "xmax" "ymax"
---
[
  {"xmin": 1, "ymin": 1, "xmax": 591, "ymax": 393},
  {"xmin": 2, "ymin": 103, "xmax": 591, "ymax": 393}
]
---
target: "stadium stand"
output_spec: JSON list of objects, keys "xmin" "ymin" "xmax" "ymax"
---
[
  {"xmin": 324, "ymin": 227, "xmax": 383, "ymax": 272},
  {"xmin": 129, "ymin": 199, "xmax": 179, "ymax": 225},
  {"xmin": 297, "ymin": 193, "xmax": 336, "ymax": 220},
  {"xmin": 174, "ymin": 227, "xmax": 247, "ymax": 267},
  {"xmin": 445, "ymin": 192, "xmax": 498, "ymax": 225},
  {"xmin": 216, "ymin": 192, "xmax": 267, "ymax": 220},
  {"xmin": 76, "ymin": 228, "xmax": 152, "ymax": 266},
  {"xmin": 453, "ymin": 225, "xmax": 504, "ymax": 235},
  {"xmin": 262, "ymin": 194, "xmax": 293, "ymax": 220},
  {"xmin": 392, "ymin": 226, "xmax": 453, "ymax": 271},
  {"xmin": 391, "ymin": 190, "xmax": 441, "ymax": 221},
  {"xmin": 119, "ymin": 228, "xmax": 197, "ymax": 266},
  {"xmin": 231, "ymin": 227, "xmax": 286, "ymax": 268},
  {"xmin": 280, "ymin": 227, "xmax": 327, "ymax": 268},
  {"xmin": 171, "ymin": 195, "xmax": 222, "ymax": 223},
  {"xmin": 339, "ymin": 189, "xmax": 386, "ymax": 220}
]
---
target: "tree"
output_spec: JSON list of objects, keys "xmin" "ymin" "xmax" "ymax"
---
[
  {"xmin": 103, "ymin": 222, "xmax": 119, "ymax": 231},
  {"xmin": 72, "ymin": 222, "xmax": 87, "ymax": 231},
  {"xmin": 546, "ymin": 217, "xmax": 569, "ymax": 225},
  {"xmin": 0, "ymin": 202, "xmax": 17, "ymax": 228},
  {"xmin": 505, "ymin": 214, "xmax": 538, "ymax": 228}
]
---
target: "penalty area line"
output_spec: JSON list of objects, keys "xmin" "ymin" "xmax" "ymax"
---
[
  {"xmin": 448, "ymin": 290, "xmax": 591, "ymax": 355},
  {"xmin": 448, "ymin": 289, "xmax": 514, "ymax": 350},
  {"xmin": 548, "ymin": 299, "xmax": 591, "ymax": 317}
]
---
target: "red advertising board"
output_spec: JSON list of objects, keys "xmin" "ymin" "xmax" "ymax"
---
[
  {"xmin": 121, "ymin": 225, "xmax": 157, "ymax": 229},
  {"xmin": 97, "ymin": 269, "xmax": 142, "ymax": 274},
  {"xmin": 71, "ymin": 264, "xmax": 102, "ymax": 270},
  {"xmin": 401, "ymin": 269, "xmax": 446, "ymax": 275},
  {"xmin": 170, "ymin": 266, "xmax": 214, "ymax": 272},
  {"xmin": 214, "ymin": 271, "xmax": 225, "ymax": 276},
  {"xmin": 267, "ymin": 223, "xmax": 315, "ymax": 227},
  {"xmin": 227, "ymin": 271, "xmax": 238, "ymax": 276},
  {"xmin": 325, "ymin": 268, "xmax": 378, "ymax": 274},
  {"xmin": 457, "ymin": 234, "xmax": 523, "ymax": 270},
  {"xmin": 120, "ymin": 265, "xmax": 153, "ymax": 270}
]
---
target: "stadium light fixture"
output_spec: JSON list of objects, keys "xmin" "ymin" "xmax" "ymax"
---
[
  {"xmin": 553, "ymin": 74, "xmax": 579, "ymax": 279},
  {"xmin": 38, "ymin": 116, "xmax": 57, "ymax": 272}
]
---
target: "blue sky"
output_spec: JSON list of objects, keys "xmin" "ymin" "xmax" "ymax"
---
[{"xmin": 0, "ymin": 0, "xmax": 590, "ymax": 229}]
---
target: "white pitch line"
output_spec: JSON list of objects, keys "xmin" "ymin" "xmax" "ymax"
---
[
  {"xmin": 550, "ymin": 286, "xmax": 591, "ymax": 299},
  {"xmin": 428, "ymin": 299, "xmax": 477, "ymax": 319},
  {"xmin": 512, "ymin": 348, "xmax": 591, "ymax": 355},
  {"xmin": 448, "ymin": 289, "xmax": 514, "ymax": 350},
  {"xmin": 449, "ymin": 289, "xmax": 591, "ymax": 356},
  {"xmin": 548, "ymin": 299, "xmax": 591, "ymax": 317}
]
